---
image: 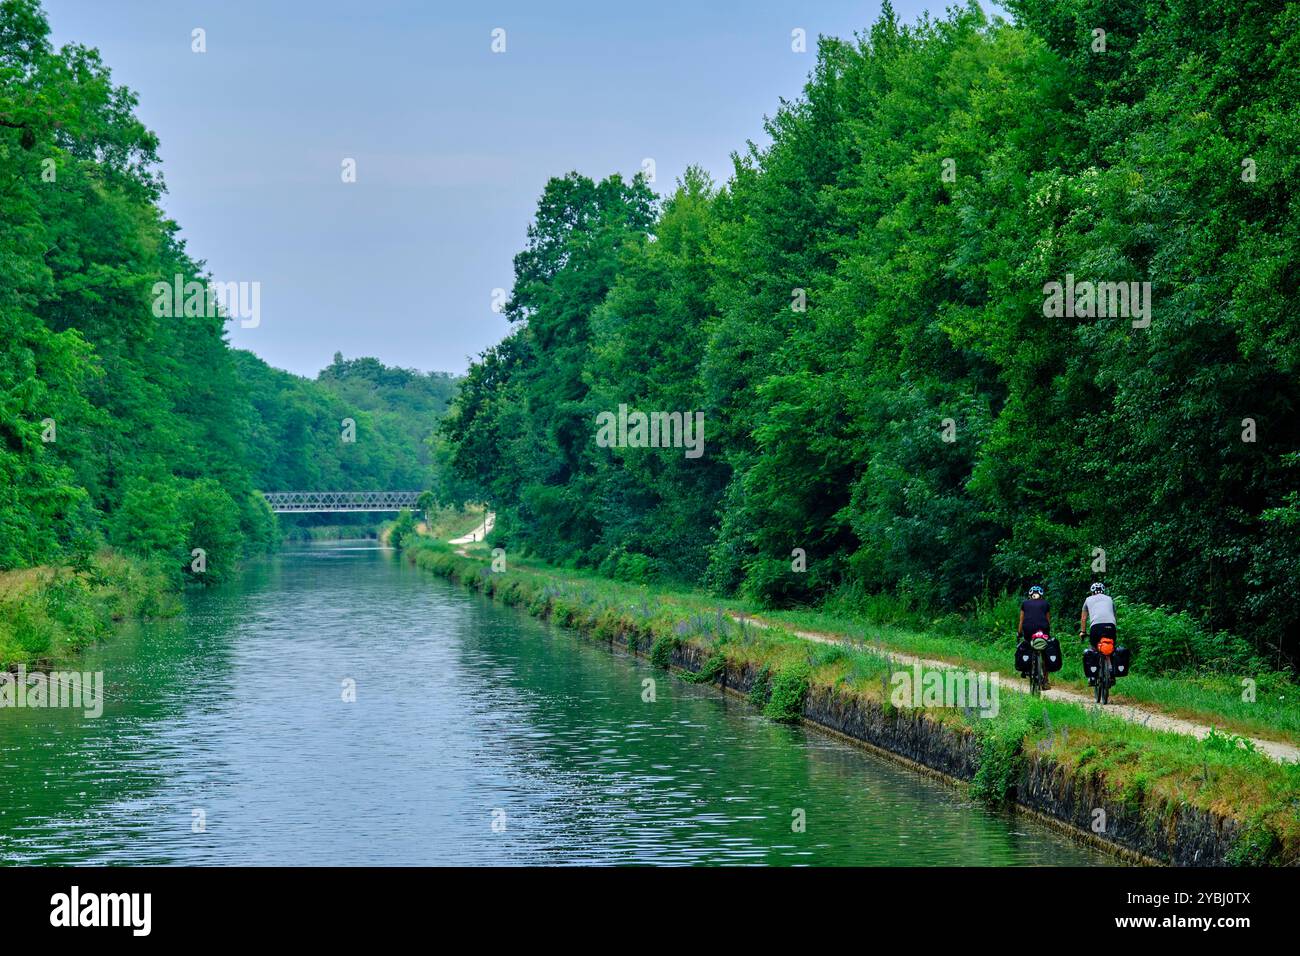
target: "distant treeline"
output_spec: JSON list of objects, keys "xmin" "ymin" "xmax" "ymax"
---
[
  {"xmin": 237, "ymin": 351, "xmax": 459, "ymax": 504},
  {"xmin": 442, "ymin": 1, "xmax": 1300, "ymax": 668},
  {"xmin": 0, "ymin": 0, "xmax": 457, "ymax": 582}
]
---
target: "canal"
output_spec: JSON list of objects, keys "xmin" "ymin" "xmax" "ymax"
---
[{"xmin": 0, "ymin": 542, "xmax": 1110, "ymax": 865}]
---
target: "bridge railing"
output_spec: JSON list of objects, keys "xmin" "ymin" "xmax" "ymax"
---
[{"xmin": 262, "ymin": 491, "xmax": 423, "ymax": 513}]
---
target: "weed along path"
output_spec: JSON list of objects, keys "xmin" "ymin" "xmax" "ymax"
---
[{"xmin": 727, "ymin": 613, "xmax": 1300, "ymax": 764}]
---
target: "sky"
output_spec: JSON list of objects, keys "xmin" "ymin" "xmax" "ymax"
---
[{"xmin": 42, "ymin": 0, "xmax": 1007, "ymax": 378}]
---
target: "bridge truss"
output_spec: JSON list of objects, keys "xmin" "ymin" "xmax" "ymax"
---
[{"xmin": 262, "ymin": 491, "xmax": 423, "ymax": 513}]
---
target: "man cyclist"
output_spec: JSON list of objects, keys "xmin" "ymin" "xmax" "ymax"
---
[
  {"xmin": 1018, "ymin": 585, "xmax": 1052, "ymax": 688},
  {"xmin": 1080, "ymin": 582, "xmax": 1117, "ymax": 649}
]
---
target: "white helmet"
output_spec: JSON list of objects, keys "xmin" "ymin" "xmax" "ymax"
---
[{"xmin": 1089, "ymin": 582, "xmax": 1106, "ymax": 595}]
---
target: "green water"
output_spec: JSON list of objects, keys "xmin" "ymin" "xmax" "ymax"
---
[{"xmin": 0, "ymin": 542, "xmax": 1111, "ymax": 865}]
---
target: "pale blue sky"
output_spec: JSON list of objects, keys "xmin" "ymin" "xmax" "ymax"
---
[{"xmin": 43, "ymin": 0, "xmax": 1005, "ymax": 376}]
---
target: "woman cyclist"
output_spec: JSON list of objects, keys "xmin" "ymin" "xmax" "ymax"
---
[{"xmin": 1018, "ymin": 585, "xmax": 1052, "ymax": 688}]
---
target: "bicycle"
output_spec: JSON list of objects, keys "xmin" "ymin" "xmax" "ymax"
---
[
  {"xmin": 1083, "ymin": 632, "xmax": 1115, "ymax": 705},
  {"xmin": 1095, "ymin": 651, "xmax": 1113, "ymax": 704},
  {"xmin": 1027, "ymin": 633, "xmax": 1049, "ymax": 697}
]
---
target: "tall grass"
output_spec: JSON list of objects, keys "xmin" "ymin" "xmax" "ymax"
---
[{"xmin": 0, "ymin": 551, "xmax": 179, "ymax": 668}]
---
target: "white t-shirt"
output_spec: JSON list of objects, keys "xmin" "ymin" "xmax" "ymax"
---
[{"xmin": 1083, "ymin": 594, "xmax": 1116, "ymax": 627}]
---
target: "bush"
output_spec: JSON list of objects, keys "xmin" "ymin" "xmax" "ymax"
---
[
  {"xmin": 682, "ymin": 651, "xmax": 727, "ymax": 684},
  {"xmin": 971, "ymin": 707, "xmax": 1038, "ymax": 806},
  {"xmin": 41, "ymin": 577, "xmax": 104, "ymax": 649},
  {"xmin": 1227, "ymin": 817, "xmax": 1283, "ymax": 866},
  {"xmin": 741, "ymin": 556, "xmax": 815, "ymax": 608},
  {"xmin": 969, "ymin": 592, "xmax": 1024, "ymax": 643},
  {"xmin": 108, "ymin": 475, "xmax": 247, "ymax": 585},
  {"xmin": 810, "ymin": 643, "xmax": 847, "ymax": 668},
  {"xmin": 177, "ymin": 479, "xmax": 244, "ymax": 584},
  {"xmin": 108, "ymin": 476, "xmax": 186, "ymax": 563},
  {"xmin": 1115, "ymin": 598, "xmax": 1259, "ymax": 674},
  {"xmin": 763, "ymin": 661, "xmax": 810, "ymax": 722},
  {"xmin": 0, "ymin": 601, "xmax": 56, "ymax": 658},
  {"xmin": 389, "ymin": 511, "xmax": 418, "ymax": 550},
  {"xmin": 240, "ymin": 492, "xmax": 279, "ymax": 555},
  {"xmin": 650, "ymin": 633, "xmax": 678, "ymax": 668},
  {"xmin": 598, "ymin": 548, "xmax": 660, "ymax": 584}
]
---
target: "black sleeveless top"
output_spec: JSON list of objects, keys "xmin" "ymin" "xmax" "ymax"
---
[{"xmin": 1021, "ymin": 598, "xmax": 1050, "ymax": 634}]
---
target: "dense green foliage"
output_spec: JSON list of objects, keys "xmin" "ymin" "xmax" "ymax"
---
[
  {"xmin": 443, "ymin": 1, "xmax": 1300, "ymax": 671},
  {"xmin": 237, "ymin": 351, "xmax": 456, "ymax": 493},
  {"xmin": 0, "ymin": 1, "xmax": 456, "ymax": 583}
]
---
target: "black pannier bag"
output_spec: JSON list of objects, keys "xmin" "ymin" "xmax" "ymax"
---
[
  {"xmin": 1083, "ymin": 646, "xmax": 1101, "ymax": 681},
  {"xmin": 1042, "ymin": 636, "xmax": 1063, "ymax": 672},
  {"xmin": 1015, "ymin": 639, "xmax": 1033, "ymax": 674},
  {"xmin": 1112, "ymin": 645, "xmax": 1131, "ymax": 677}
]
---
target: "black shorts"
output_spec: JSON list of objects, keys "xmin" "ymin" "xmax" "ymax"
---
[{"xmin": 1089, "ymin": 622, "xmax": 1116, "ymax": 648}]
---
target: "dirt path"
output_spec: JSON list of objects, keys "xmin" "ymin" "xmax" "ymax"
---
[
  {"xmin": 727, "ymin": 612, "xmax": 1300, "ymax": 764},
  {"xmin": 434, "ymin": 530, "xmax": 1297, "ymax": 764},
  {"xmin": 449, "ymin": 512, "xmax": 494, "ymax": 555}
]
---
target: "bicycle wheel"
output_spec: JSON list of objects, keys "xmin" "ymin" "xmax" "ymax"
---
[
  {"xmin": 1031, "ymin": 652, "xmax": 1043, "ymax": 697},
  {"xmin": 1095, "ymin": 660, "xmax": 1104, "ymax": 703},
  {"xmin": 1098, "ymin": 659, "xmax": 1110, "ymax": 704}
]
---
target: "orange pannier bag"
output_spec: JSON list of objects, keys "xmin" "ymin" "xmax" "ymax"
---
[{"xmin": 1097, "ymin": 636, "xmax": 1115, "ymax": 656}]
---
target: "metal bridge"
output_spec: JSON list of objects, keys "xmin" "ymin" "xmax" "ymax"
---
[{"xmin": 261, "ymin": 491, "xmax": 423, "ymax": 514}]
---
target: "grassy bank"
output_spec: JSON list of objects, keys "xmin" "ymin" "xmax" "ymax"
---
[
  {"xmin": 423, "ymin": 506, "xmax": 487, "ymax": 541},
  {"xmin": 0, "ymin": 551, "xmax": 181, "ymax": 669},
  {"xmin": 408, "ymin": 538, "xmax": 1300, "ymax": 865},
  {"xmin": 762, "ymin": 605, "xmax": 1300, "ymax": 746},
  {"xmin": 453, "ymin": 546, "xmax": 1299, "ymax": 747}
]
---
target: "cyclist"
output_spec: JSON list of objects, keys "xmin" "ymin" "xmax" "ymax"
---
[
  {"xmin": 1018, "ymin": 585, "xmax": 1052, "ymax": 688},
  {"xmin": 1079, "ymin": 582, "xmax": 1117, "ymax": 650}
]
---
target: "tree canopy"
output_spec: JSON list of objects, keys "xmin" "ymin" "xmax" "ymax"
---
[
  {"xmin": 443, "ymin": 0, "xmax": 1300, "ymax": 669},
  {"xmin": 0, "ymin": 0, "xmax": 457, "ymax": 581}
]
